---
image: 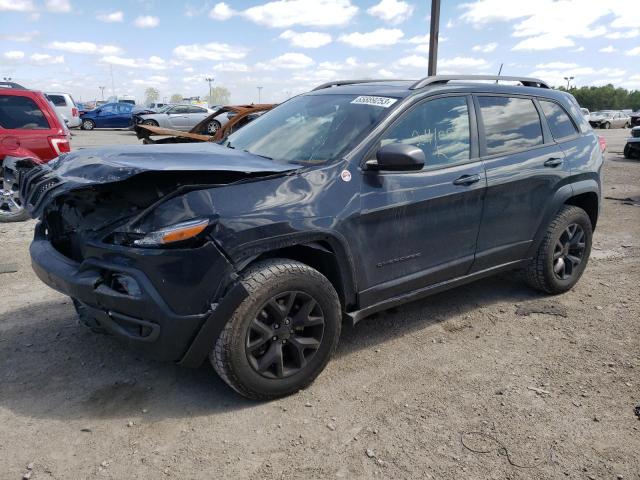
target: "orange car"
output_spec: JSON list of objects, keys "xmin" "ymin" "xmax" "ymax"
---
[{"xmin": 134, "ymin": 104, "xmax": 275, "ymax": 144}]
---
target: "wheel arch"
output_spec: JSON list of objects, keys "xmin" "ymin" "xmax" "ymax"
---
[{"xmin": 233, "ymin": 234, "xmax": 358, "ymax": 311}]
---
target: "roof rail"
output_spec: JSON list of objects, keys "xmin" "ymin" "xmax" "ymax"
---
[
  {"xmin": 0, "ymin": 81, "xmax": 27, "ymax": 90},
  {"xmin": 410, "ymin": 75, "xmax": 550, "ymax": 90},
  {"xmin": 312, "ymin": 79, "xmax": 411, "ymax": 91}
]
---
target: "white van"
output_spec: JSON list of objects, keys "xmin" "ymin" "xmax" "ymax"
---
[{"xmin": 45, "ymin": 92, "xmax": 81, "ymax": 128}]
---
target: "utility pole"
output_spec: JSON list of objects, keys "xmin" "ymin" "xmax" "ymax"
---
[
  {"xmin": 110, "ymin": 64, "xmax": 115, "ymax": 97},
  {"xmin": 99, "ymin": 86, "xmax": 105, "ymax": 100},
  {"xmin": 205, "ymin": 77, "xmax": 214, "ymax": 106},
  {"xmin": 427, "ymin": 0, "xmax": 441, "ymax": 76},
  {"xmin": 564, "ymin": 76, "xmax": 574, "ymax": 90},
  {"xmin": 257, "ymin": 86, "xmax": 263, "ymax": 104}
]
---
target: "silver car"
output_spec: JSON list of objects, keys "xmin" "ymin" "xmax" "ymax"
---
[
  {"xmin": 136, "ymin": 104, "xmax": 221, "ymax": 132},
  {"xmin": 589, "ymin": 110, "xmax": 631, "ymax": 129}
]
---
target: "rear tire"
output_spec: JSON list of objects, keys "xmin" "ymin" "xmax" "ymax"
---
[
  {"xmin": 525, "ymin": 205, "xmax": 592, "ymax": 294},
  {"xmin": 81, "ymin": 119, "xmax": 95, "ymax": 130},
  {"xmin": 211, "ymin": 259, "xmax": 341, "ymax": 400},
  {"xmin": 624, "ymin": 144, "xmax": 640, "ymax": 159}
]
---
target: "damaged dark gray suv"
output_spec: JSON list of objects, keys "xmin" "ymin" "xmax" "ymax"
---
[{"xmin": 7, "ymin": 75, "xmax": 603, "ymax": 399}]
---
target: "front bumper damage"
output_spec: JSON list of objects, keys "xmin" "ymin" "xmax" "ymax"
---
[{"xmin": 30, "ymin": 221, "xmax": 247, "ymax": 366}]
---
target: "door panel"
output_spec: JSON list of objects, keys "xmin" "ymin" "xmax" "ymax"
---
[
  {"xmin": 357, "ymin": 162, "xmax": 486, "ymax": 305},
  {"xmin": 353, "ymin": 94, "xmax": 485, "ymax": 307}
]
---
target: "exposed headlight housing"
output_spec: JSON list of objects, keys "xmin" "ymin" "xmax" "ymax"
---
[{"xmin": 131, "ymin": 218, "xmax": 210, "ymax": 247}]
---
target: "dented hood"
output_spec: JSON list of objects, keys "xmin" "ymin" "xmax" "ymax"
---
[
  {"xmin": 47, "ymin": 142, "xmax": 297, "ymax": 184},
  {"xmin": 14, "ymin": 142, "xmax": 299, "ymax": 218}
]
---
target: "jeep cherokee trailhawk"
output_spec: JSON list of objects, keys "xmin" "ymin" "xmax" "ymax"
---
[{"xmin": 7, "ymin": 75, "xmax": 603, "ymax": 399}]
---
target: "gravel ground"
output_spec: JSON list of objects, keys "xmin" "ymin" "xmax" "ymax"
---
[{"xmin": 0, "ymin": 129, "xmax": 638, "ymax": 480}]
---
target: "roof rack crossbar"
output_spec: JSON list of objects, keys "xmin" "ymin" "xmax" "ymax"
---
[
  {"xmin": 410, "ymin": 75, "xmax": 550, "ymax": 90},
  {"xmin": 312, "ymin": 79, "xmax": 411, "ymax": 91}
]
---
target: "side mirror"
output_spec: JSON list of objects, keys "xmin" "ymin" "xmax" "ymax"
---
[{"xmin": 368, "ymin": 143, "xmax": 425, "ymax": 171}]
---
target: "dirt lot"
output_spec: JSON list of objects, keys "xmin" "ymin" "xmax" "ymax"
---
[{"xmin": 0, "ymin": 129, "xmax": 638, "ymax": 480}]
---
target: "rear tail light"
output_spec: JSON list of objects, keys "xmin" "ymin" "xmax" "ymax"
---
[
  {"xmin": 48, "ymin": 135, "xmax": 71, "ymax": 155},
  {"xmin": 72, "ymin": 107, "xmax": 78, "ymax": 117},
  {"xmin": 598, "ymin": 136, "xmax": 606, "ymax": 153}
]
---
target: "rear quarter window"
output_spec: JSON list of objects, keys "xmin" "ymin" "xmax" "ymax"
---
[
  {"xmin": 478, "ymin": 96, "xmax": 543, "ymax": 156},
  {"xmin": 46, "ymin": 94, "xmax": 67, "ymax": 106},
  {"xmin": 0, "ymin": 95, "xmax": 50, "ymax": 129},
  {"xmin": 540, "ymin": 100, "xmax": 578, "ymax": 140}
]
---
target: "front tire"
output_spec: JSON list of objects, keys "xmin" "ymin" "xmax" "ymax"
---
[
  {"xmin": 0, "ymin": 168, "xmax": 29, "ymax": 222},
  {"xmin": 206, "ymin": 120, "xmax": 221, "ymax": 135},
  {"xmin": 602, "ymin": 122, "xmax": 610, "ymax": 129},
  {"xmin": 211, "ymin": 259, "xmax": 341, "ymax": 400},
  {"xmin": 142, "ymin": 119, "xmax": 159, "ymax": 127},
  {"xmin": 525, "ymin": 205, "xmax": 592, "ymax": 294}
]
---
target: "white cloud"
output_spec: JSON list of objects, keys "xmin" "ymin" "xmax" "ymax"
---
[
  {"xmin": 0, "ymin": 31, "xmax": 38, "ymax": 42},
  {"xmin": 45, "ymin": 0, "xmax": 71, "ymax": 12},
  {"xmin": 212, "ymin": 0, "xmax": 358, "ymax": 28},
  {"xmin": 626, "ymin": 46, "xmax": 640, "ymax": 56},
  {"xmin": 339, "ymin": 28, "xmax": 404, "ymax": 48},
  {"xmin": 48, "ymin": 41, "xmax": 123, "ymax": 55},
  {"xmin": 439, "ymin": 56, "xmax": 488, "ymax": 69},
  {"xmin": 257, "ymin": 52, "xmax": 314, "ymax": 70},
  {"xmin": 0, "ymin": 0, "xmax": 34, "ymax": 11},
  {"xmin": 460, "ymin": 0, "xmax": 629, "ymax": 51},
  {"xmin": 3, "ymin": 50, "xmax": 25, "ymax": 60},
  {"xmin": 536, "ymin": 62, "xmax": 579, "ymax": 69},
  {"xmin": 134, "ymin": 15, "xmax": 159, "ymax": 28},
  {"xmin": 396, "ymin": 54, "xmax": 428, "ymax": 69},
  {"xmin": 213, "ymin": 62, "xmax": 250, "ymax": 72},
  {"xmin": 97, "ymin": 11, "xmax": 123, "ymax": 23},
  {"xmin": 132, "ymin": 75, "xmax": 169, "ymax": 86},
  {"xmin": 599, "ymin": 45, "xmax": 618, "ymax": 53},
  {"xmin": 101, "ymin": 55, "xmax": 167, "ymax": 70},
  {"xmin": 279, "ymin": 30, "xmax": 332, "ymax": 48},
  {"xmin": 209, "ymin": 2, "xmax": 234, "ymax": 20},
  {"xmin": 472, "ymin": 42, "xmax": 497, "ymax": 53},
  {"xmin": 173, "ymin": 43, "xmax": 249, "ymax": 61},
  {"xmin": 528, "ymin": 65, "xmax": 627, "ymax": 87},
  {"xmin": 606, "ymin": 29, "xmax": 640, "ymax": 39},
  {"xmin": 30, "ymin": 53, "xmax": 64, "ymax": 64},
  {"xmin": 512, "ymin": 34, "xmax": 575, "ymax": 51},
  {"xmin": 367, "ymin": 0, "xmax": 414, "ymax": 25},
  {"xmin": 407, "ymin": 34, "xmax": 429, "ymax": 44}
]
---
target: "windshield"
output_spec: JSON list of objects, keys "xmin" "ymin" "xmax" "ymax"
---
[{"xmin": 224, "ymin": 94, "xmax": 397, "ymax": 165}]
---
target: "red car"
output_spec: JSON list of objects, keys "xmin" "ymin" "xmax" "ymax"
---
[{"xmin": 0, "ymin": 82, "xmax": 70, "ymax": 222}]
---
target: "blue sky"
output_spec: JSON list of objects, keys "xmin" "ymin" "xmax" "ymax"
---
[{"xmin": 1, "ymin": 0, "xmax": 638, "ymax": 104}]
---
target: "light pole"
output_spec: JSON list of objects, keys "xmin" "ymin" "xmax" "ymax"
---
[
  {"xmin": 205, "ymin": 77, "xmax": 214, "ymax": 106},
  {"xmin": 563, "ymin": 76, "xmax": 574, "ymax": 90},
  {"xmin": 99, "ymin": 86, "xmax": 105, "ymax": 100},
  {"xmin": 428, "ymin": 0, "xmax": 441, "ymax": 76},
  {"xmin": 257, "ymin": 86, "xmax": 263, "ymax": 104}
]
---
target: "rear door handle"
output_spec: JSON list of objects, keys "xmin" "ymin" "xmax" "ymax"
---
[
  {"xmin": 453, "ymin": 174, "xmax": 481, "ymax": 186},
  {"xmin": 544, "ymin": 157, "xmax": 563, "ymax": 167}
]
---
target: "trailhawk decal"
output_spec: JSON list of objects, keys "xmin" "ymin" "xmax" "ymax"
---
[{"xmin": 350, "ymin": 96, "xmax": 398, "ymax": 108}]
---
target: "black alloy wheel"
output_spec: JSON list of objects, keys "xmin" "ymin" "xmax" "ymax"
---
[
  {"xmin": 246, "ymin": 291, "xmax": 325, "ymax": 379},
  {"xmin": 552, "ymin": 223, "xmax": 586, "ymax": 280}
]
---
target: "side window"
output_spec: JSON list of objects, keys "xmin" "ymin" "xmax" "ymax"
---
[
  {"xmin": 0, "ymin": 95, "xmax": 50, "ymax": 129},
  {"xmin": 101, "ymin": 104, "xmax": 116, "ymax": 114},
  {"xmin": 478, "ymin": 96, "xmax": 543, "ymax": 156},
  {"xmin": 46, "ymin": 95, "xmax": 67, "ymax": 106},
  {"xmin": 379, "ymin": 96, "xmax": 471, "ymax": 168},
  {"xmin": 188, "ymin": 106, "xmax": 205, "ymax": 113},
  {"xmin": 172, "ymin": 106, "xmax": 190, "ymax": 114},
  {"xmin": 540, "ymin": 100, "xmax": 578, "ymax": 140}
]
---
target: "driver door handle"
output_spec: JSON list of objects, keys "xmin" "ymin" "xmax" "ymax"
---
[
  {"xmin": 544, "ymin": 157, "xmax": 563, "ymax": 167},
  {"xmin": 453, "ymin": 174, "xmax": 481, "ymax": 186}
]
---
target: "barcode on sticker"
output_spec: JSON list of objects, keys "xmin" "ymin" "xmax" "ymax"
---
[{"xmin": 351, "ymin": 96, "xmax": 398, "ymax": 108}]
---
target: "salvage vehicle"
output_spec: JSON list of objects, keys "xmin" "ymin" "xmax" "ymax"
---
[
  {"xmin": 7, "ymin": 75, "xmax": 604, "ymax": 399},
  {"xmin": 630, "ymin": 110, "xmax": 640, "ymax": 128},
  {"xmin": 45, "ymin": 92, "xmax": 81, "ymax": 128},
  {"xmin": 132, "ymin": 104, "xmax": 217, "ymax": 133},
  {"xmin": 623, "ymin": 126, "xmax": 640, "ymax": 159},
  {"xmin": 80, "ymin": 102, "xmax": 135, "ymax": 130},
  {"xmin": 1, "ymin": 84, "xmax": 70, "ymax": 222},
  {"xmin": 134, "ymin": 104, "xmax": 274, "ymax": 144},
  {"xmin": 589, "ymin": 110, "xmax": 631, "ymax": 129}
]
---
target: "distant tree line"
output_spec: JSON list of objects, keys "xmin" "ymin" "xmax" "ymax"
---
[{"xmin": 557, "ymin": 84, "xmax": 640, "ymax": 112}]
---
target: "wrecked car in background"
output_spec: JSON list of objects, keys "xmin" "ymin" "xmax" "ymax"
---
[
  {"xmin": 131, "ymin": 104, "xmax": 216, "ymax": 133},
  {"xmin": 133, "ymin": 104, "xmax": 275, "ymax": 144}
]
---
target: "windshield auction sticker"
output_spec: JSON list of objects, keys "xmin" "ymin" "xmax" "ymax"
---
[{"xmin": 351, "ymin": 96, "xmax": 398, "ymax": 108}]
